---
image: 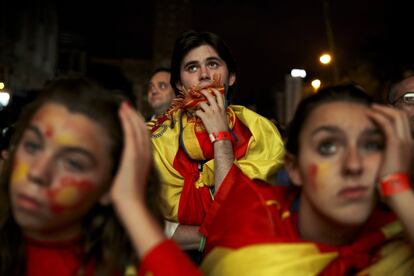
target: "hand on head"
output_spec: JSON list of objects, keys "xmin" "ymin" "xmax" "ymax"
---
[{"xmin": 367, "ymin": 104, "xmax": 413, "ymax": 178}]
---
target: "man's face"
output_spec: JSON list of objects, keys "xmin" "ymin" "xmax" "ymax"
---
[
  {"xmin": 178, "ymin": 45, "xmax": 236, "ymax": 90},
  {"xmin": 392, "ymin": 76, "xmax": 414, "ymax": 135},
  {"xmin": 147, "ymin": 71, "xmax": 175, "ymax": 116}
]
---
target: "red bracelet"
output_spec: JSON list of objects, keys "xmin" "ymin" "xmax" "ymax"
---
[
  {"xmin": 379, "ymin": 172, "xmax": 411, "ymax": 197},
  {"xmin": 209, "ymin": 131, "xmax": 234, "ymax": 143}
]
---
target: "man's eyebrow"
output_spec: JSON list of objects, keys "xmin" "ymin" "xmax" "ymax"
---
[
  {"xmin": 206, "ymin": 57, "xmax": 223, "ymax": 63},
  {"xmin": 183, "ymin": 60, "xmax": 198, "ymax": 67}
]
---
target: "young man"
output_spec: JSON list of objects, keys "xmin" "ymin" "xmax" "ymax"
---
[{"xmin": 149, "ymin": 31, "xmax": 285, "ymax": 254}]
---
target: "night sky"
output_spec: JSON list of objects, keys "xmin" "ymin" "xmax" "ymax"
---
[{"xmin": 56, "ymin": 0, "xmax": 413, "ymax": 117}]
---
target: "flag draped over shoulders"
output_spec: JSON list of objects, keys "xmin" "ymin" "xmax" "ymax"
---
[
  {"xmin": 149, "ymin": 105, "xmax": 284, "ymax": 224},
  {"xmin": 200, "ymin": 165, "xmax": 413, "ymax": 276}
]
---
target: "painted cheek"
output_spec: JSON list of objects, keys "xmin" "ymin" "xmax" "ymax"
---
[
  {"xmin": 46, "ymin": 177, "xmax": 95, "ymax": 214},
  {"xmin": 11, "ymin": 161, "xmax": 29, "ymax": 184},
  {"xmin": 315, "ymin": 162, "xmax": 331, "ymax": 189},
  {"xmin": 308, "ymin": 164, "xmax": 318, "ymax": 190}
]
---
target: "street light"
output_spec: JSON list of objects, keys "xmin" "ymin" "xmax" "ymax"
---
[
  {"xmin": 319, "ymin": 53, "xmax": 332, "ymax": 65},
  {"xmin": 311, "ymin": 79, "xmax": 321, "ymax": 92},
  {"xmin": 0, "ymin": 91, "xmax": 10, "ymax": 107},
  {"xmin": 290, "ymin": 69, "xmax": 307, "ymax": 78}
]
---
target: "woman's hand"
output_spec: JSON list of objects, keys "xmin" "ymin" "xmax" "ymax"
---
[
  {"xmin": 111, "ymin": 102, "xmax": 152, "ymax": 205},
  {"xmin": 368, "ymin": 104, "xmax": 414, "ymax": 244},
  {"xmin": 368, "ymin": 104, "xmax": 413, "ymax": 178},
  {"xmin": 110, "ymin": 102, "xmax": 166, "ymax": 258}
]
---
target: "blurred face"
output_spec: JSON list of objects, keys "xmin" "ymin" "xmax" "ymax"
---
[
  {"xmin": 392, "ymin": 76, "xmax": 414, "ymax": 135},
  {"xmin": 147, "ymin": 71, "xmax": 175, "ymax": 115},
  {"xmin": 287, "ymin": 102, "xmax": 384, "ymax": 228},
  {"xmin": 178, "ymin": 44, "xmax": 236, "ymax": 90},
  {"xmin": 10, "ymin": 103, "xmax": 113, "ymax": 240}
]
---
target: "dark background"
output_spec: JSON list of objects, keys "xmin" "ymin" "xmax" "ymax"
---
[
  {"xmin": 56, "ymin": 0, "xmax": 414, "ymax": 110},
  {"xmin": 2, "ymin": 0, "xmax": 414, "ymax": 120}
]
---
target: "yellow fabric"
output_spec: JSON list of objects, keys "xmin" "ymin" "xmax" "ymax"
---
[
  {"xmin": 357, "ymin": 239, "xmax": 414, "ymax": 275},
  {"xmin": 357, "ymin": 221, "xmax": 414, "ymax": 275},
  {"xmin": 201, "ymin": 243, "xmax": 337, "ymax": 276},
  {"xmin": 381, "ymin": 220, "xmax": 403, "ymax": 239},
  {"xmin": 201, "ymin": 221, "xmax": 414, "ymax": 276},
  {"xmin": 232, "ymin": 105, "xmax": 284, "ymax": 183},
  {"xmin": 181, "ymin": 108, "xmax": 237, "ymax": 160},
  {"xmin": 151, "ymin": 105, "xmax": 285, "ymax": 222},
  {"xmin": 181, "ymin": 114, "xmax": 206, "ymax": 160}
]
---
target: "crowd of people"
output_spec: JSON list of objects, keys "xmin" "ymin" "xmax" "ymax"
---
[{"xmin": 0, "ymin": 30, "xmax": 413, "ymax": 275}]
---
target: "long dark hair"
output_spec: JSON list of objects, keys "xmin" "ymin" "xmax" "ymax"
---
[
  {"xmin": 170, "ymin": 30, "xmax": 237, "ymax": 99},
  {"xmin": 0, "ymin": 76, "xmax": 162, "ymax": 275},
  {"xmin": 286, "ymin": 84, "xmax": 374, "ymax": 156}
]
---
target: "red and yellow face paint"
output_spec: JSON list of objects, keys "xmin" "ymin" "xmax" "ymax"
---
[
  {"xmin": 46, "ymin": 177, "xmax": 95, "ymax": 214},
  {"xmin": 11, "ymin": 160, "xmax": 29, "ymax": 184},
  {"xmin": 308, "ymin": 162, "xmax": 331, "ymax": 190}
]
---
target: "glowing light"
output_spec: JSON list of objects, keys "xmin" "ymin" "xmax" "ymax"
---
[
  {"xmin": 319, "ymin": 54, "xmax": 332, "ymax": 65},
  {"xmin": 0, "ymin": 92, "xmax": 10, "ymax": 106},
  {"xmin": 290, "ymin": 69, "xmax": 307, "ymax": 78},
  {"xmin": 311, "ymin": 79, "xmax": 321, "ymax": 91},
  {"xmin": 0, "ymin": 82, "xmax": 4, "ymax": 90}
]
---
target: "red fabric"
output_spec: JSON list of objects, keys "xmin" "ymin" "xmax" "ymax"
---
[
  {"xmin": 138, "ymin": 240, "xmax": 202, "ymax": 276},
  {"xmin": 167, "ymin": 80, "xmax": 224, "ymax": 115},
  {"xmin": 190, "ymin": 111, "xmax": 251, "ymax": 160},
  {"xmin": 26, "ymin": 237, "xmax": 95, "ymax": 276},
  {"xmin": 175, "ymin": 148, "xmax": 212, "ymax": 225},
  {"xmin": 201, "ymin": 165, "xmax": 397, "ymax": 275},
  {"xmin": 174, "ymin": 117, "xmax": 252, "ymax": 225}
]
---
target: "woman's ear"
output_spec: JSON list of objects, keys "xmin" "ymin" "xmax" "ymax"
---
[{"xmin": 284, "ymin": 152, "xmax": 303, "ymax": 187}]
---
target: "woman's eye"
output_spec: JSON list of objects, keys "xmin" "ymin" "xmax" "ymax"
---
[
  {"xmin": 23, "ymin": 140, "xmax": 42, "ymax": 154},
  {"xmin": 64, "ymin": 158, "xmax": 86, "ymax": 172},
  {"xmin": 318, "ymin": 141, "xmax": 337, "ymax": 156},
  {"xmin": 363, "ymin": 140, "xmax": 384, "ymax": 152}
]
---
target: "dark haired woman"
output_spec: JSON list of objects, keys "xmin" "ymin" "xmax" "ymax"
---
[
  {"xmin": 200, "ymin": 85, "xmax": 414, "ymax": 275},
  {"xmin": 0, "ymin": 76, "xmax": 200, "ymax": 275}
]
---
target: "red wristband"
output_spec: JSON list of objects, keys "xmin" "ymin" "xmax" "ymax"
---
[
  {"xmin": 209, "ymin": 131, "xmax": 234, "ymax": 143},
  {"xmin": 379, "ymin": 172, "xmax": 411, "ymax": 197}
]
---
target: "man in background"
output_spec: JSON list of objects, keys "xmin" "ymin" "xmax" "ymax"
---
[{"xmin": 147, "ymin": 68, "xmax": 176, "ymax": 120}]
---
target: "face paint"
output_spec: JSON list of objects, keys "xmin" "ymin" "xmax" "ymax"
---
[
  {"xmin": 315, "ymin": 162, "xmax": 331, "ymax": 189},
  {"xmin": 11, "ymin": 161, "xmax": 29, "ymax": 184},
  {"xmin": 44, "ymin": 124, "xmax": 54, "ymax": 138},
  {"xmin": 308, "ymin": 164, "xmax": 318, "ymax": 190},
  {"xmin": 54, "ymin": 133, "xmax": 77, "ymax": 146},
  {"xmin": 54, "ymin": 122, "xmax": 88, "ymax": 146},
  {"xmin": 46, "ymin": 177, "xmax": 95, "ymax": 214}
]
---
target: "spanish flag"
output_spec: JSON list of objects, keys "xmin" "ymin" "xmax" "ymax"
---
[{"xmin": 150, "ymin": 105, "xmax": 285, "ymax": 225}]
